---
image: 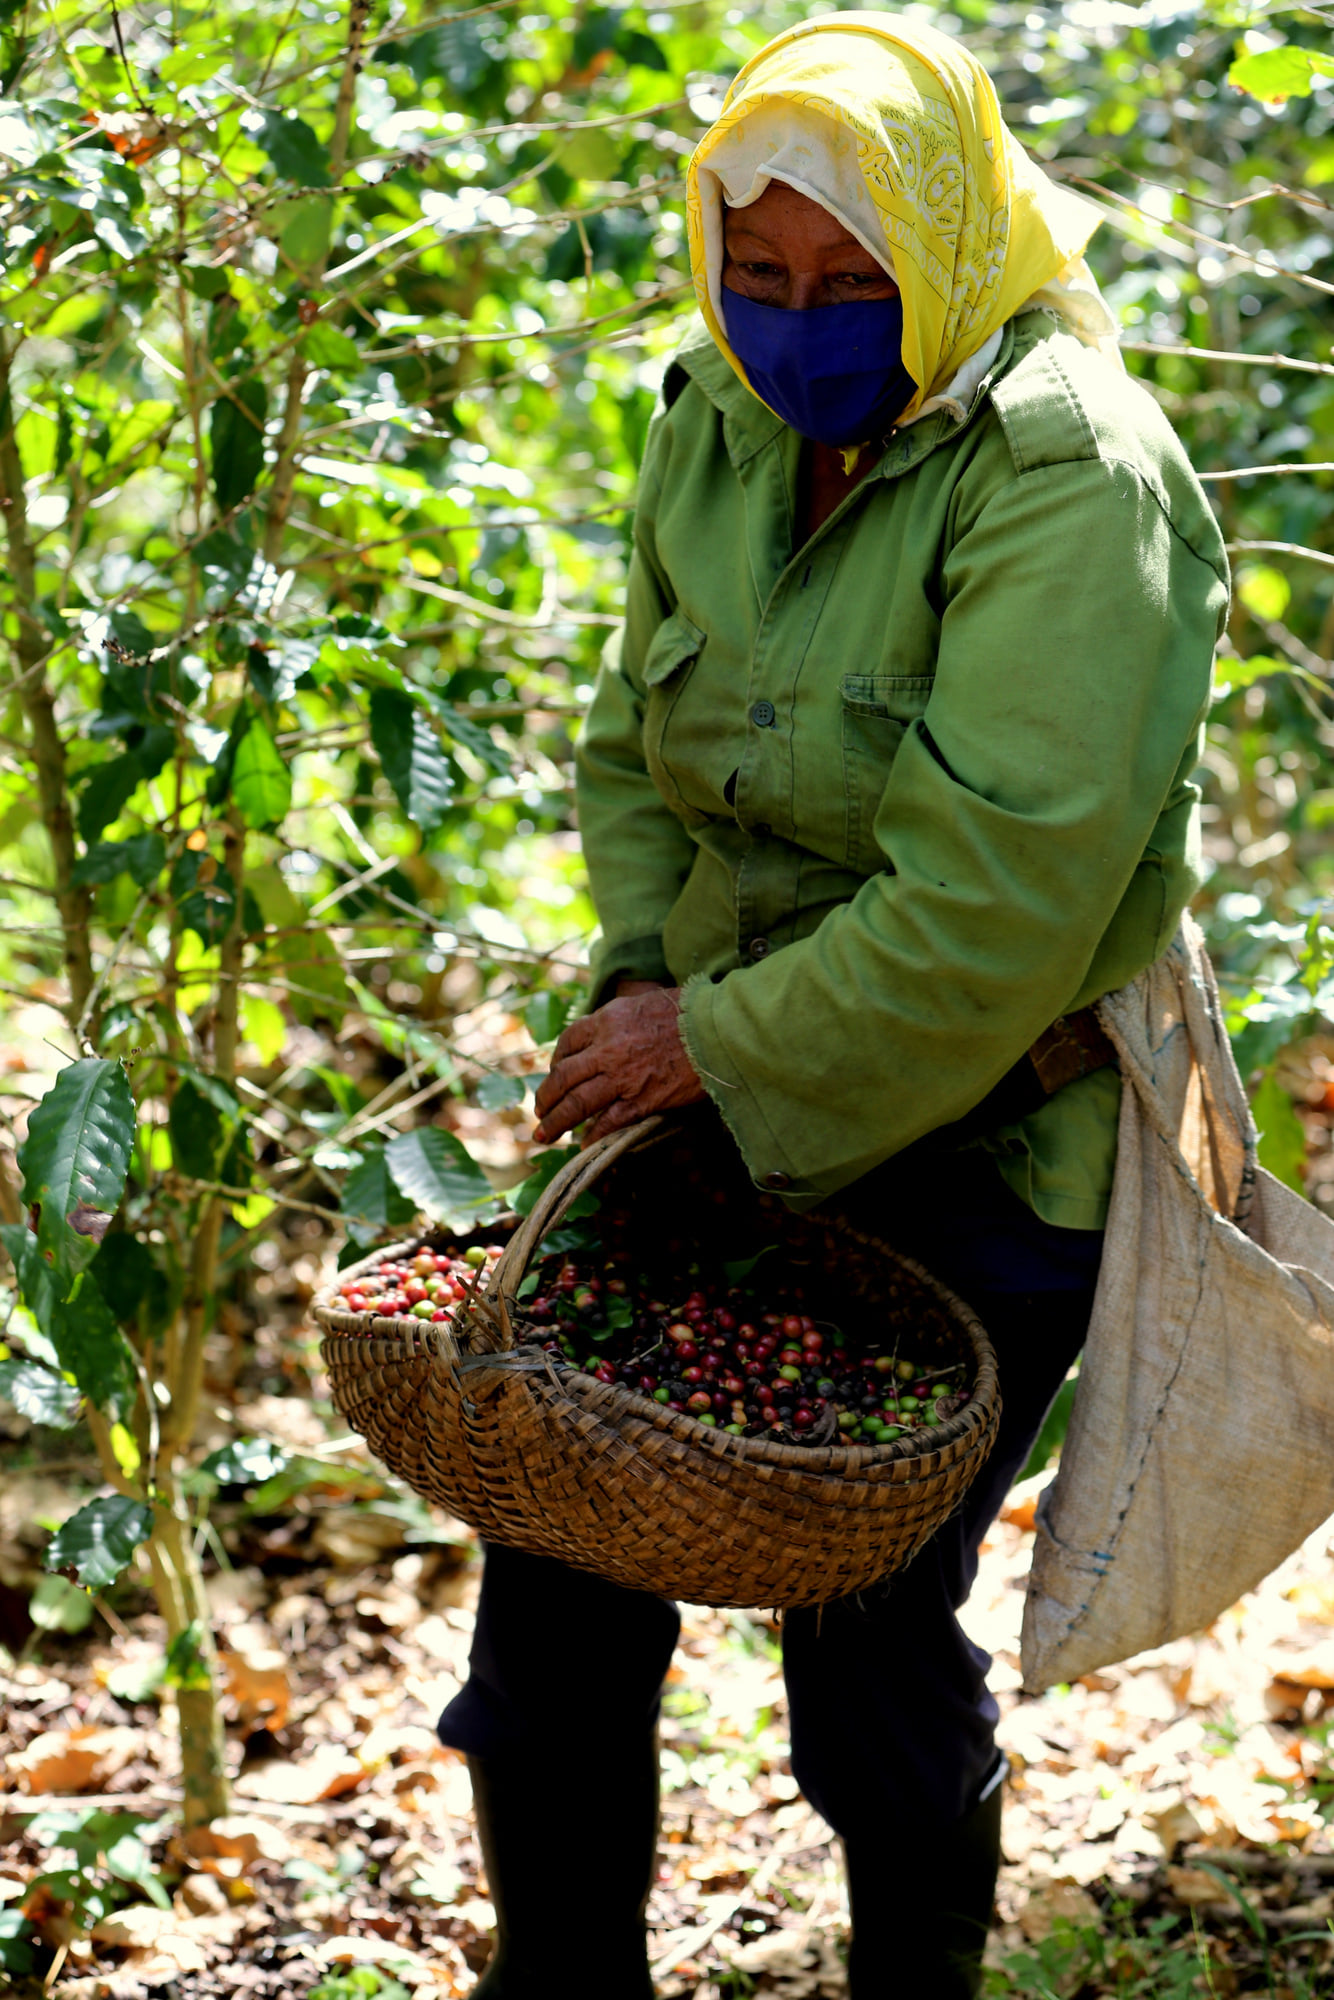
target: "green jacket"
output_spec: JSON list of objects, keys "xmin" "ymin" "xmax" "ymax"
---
[{"xmin": 575, "ymin": 311, "xmax": 1229, "ymax": 1227}]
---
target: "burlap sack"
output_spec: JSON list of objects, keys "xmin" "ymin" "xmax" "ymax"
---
[{"xmin": 1021, "ymin": 913, "xmax": 1334, "ymax": 1692}]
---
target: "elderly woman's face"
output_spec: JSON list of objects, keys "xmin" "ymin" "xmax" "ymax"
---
[{"xmin": 722, "ymin": 180, "xmax": 898, "ymax": 311}]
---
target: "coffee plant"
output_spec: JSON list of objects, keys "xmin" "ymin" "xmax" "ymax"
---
[{"xmin": 0, "ymin": 0, "xmax": 1330, "ymax": 1827}]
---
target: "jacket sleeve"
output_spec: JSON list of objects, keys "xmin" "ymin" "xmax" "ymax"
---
[
  {"xmin": 574, "ymin": 440, "xmax": 698, "ymax": 1007},
  {"xmin": 679, "ymin": 452, "xmax": 1228, "ymax": 1200}
]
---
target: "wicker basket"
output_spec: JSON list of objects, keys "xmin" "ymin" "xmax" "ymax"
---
[{"xmin": 315, "ymin": 1118, "xmax": 1001, "ymax": 1609}]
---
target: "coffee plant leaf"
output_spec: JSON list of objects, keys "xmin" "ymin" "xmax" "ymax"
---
[
  {"xmin": 369, "ymin": 687, "xmax": 455, "ymax": 832},
  {"xmin": 342, "ymin": 1144, "xmax": 417, "ymax": 1245},
  {"xmin": 17, "ymin": 1058, "xmax": 135, "ymax": 1284},
  {"xmin": 168, "ymin": 1077, "xmax": 230, "ymax": 1182},
  {"xmin": 46, "ymin": 1494, "xmax": 154, "ymax": 1590},
  {"xmin": 196, "ymin": 1437, "xmax": 292, "ymax": 1486},
  {"xmin": 232, "ymin": 719, "xmax": 292, "ymax": 828},
  {"xmin": 28, "ymin": 1573, "xmax": 94, "ymax": 1637},
  {"xmin": 257, "ymin": 107, "xmax": 330, "ymax": 187},
  {"xmin": 383, "ymin": 1127, "xmax": 494, "ymax": 1226},
  {"xmin": 49, "ymin": 1276, "xmax": 138, "ymax": 1420},
  {"xmin": 278, "ymin": 192, "xmax": 333, "ymax": 277},
  {"xmin": 524, "ymin": 990, "xmax": 570, "ymax": 1045},
  {"xmin": 1228, "ymin": 45, "xmax": 1334, "ymax": 104},
  {"xmin": 1252, "ymin": 1070, "xmax": 1307, "ymax": 1192},
  {"xmin": 92, "ymin": 1232, "xmax": 173, "ymax": 1336},
  {"xmin": 477, "ymin": 1072, "xmax": 527, "ymax": 1111},
  {"xmin": 209, "ymin": 378, "xmax": 269, "ymax": 513},
  {"xmin": 0, "ymin": 1358, "xmax": 81, "ymax": 1427}
]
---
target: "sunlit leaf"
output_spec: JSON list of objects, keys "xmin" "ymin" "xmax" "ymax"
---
[
  {"xmin": 383, "ymin": 1127, "xmax": 494, "ymax": 1227},
  {"xmin": 46, "ymin": 1494, "xmax": 154, "ymax": 1590},
  {"xmin": 0, "ymin": 1358, "xmax": 80, "ymax": 1427},
  {"xmin": 232, "ymin": 719, "xmax": 292, "ymax": 827},
  {"xmin": 17, "ymin": 1058, "xmax": 135, "ymax": 1284},
  {"xmin": 369, "ymin": 687, "xmax": 454, "ymax": 832}
]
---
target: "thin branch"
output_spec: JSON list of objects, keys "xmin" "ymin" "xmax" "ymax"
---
[
  {"xmin": 1124, "ymin": 341, "xmax": 1334, "ymax": 380},
  {"xmin": 1227, "ymin": 540, "xmax": 1334, "ymax": 573}
]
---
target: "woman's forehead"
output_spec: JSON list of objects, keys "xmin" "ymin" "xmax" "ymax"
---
[{"xmin": 723, "ymin": 181, "xmax": 869, "ymax": 256}]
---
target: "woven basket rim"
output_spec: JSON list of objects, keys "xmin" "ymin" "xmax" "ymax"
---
[{"xmin": 314, "ymin": 1219, "xmax": 999, "ymax": 1478}]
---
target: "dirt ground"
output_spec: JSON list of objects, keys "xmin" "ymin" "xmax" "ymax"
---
[{"xmin": 6, "ymin": 1408, "xmax": 1334, "ymax": 1999}]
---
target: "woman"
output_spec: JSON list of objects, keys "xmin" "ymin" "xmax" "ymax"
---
[{"xmin": 439, "ymin": 15, "xmax": 1228, "ymax": 1995}]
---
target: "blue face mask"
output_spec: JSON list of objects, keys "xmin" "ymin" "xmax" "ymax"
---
[{"xmin": 722, "ymin": 289, "xmax": 916, "ymax": 449}]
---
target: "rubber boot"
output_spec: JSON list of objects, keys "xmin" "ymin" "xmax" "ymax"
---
[
  {"xmin": 467, "ymin": 1736, "xmax": 660, "ymax": 1998},
  {"xmin": 842, "ymin": 1768, "xmax": 1003, "ymax": 1998}
]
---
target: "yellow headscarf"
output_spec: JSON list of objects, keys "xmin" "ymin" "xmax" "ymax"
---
[{"xmin": 687, "ymin": 12, "xmax": 1116, "ymax": 426}]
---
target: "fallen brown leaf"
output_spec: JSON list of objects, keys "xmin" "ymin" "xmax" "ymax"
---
[
  {"xmin": 233, "ymin": 1744, "xmax": 365, "ymax": 1804},
  {"xmin": 5, "ymin": 1723, "xmax": 139, "ymax": 1793}
]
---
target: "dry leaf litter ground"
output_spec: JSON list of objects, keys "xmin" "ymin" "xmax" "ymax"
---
[
  {"xmin": 7, "ymin": 1440, "xmax": 1334, "ymax": 1998},
  {"xmin": 4, "ymin": 1005, "xmax": 1334, "ymax": 1997}
]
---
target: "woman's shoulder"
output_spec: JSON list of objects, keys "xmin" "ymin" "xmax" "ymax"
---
[{"xmin": 975, "ymin": 314, "xmax": 1226, "ymax": 577}]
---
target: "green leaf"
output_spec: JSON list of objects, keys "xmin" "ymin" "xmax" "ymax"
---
[
  {"xmin": 0, "ymin": 1358, "xmax": 80, "ymax": 1427},
  {"xmin": 231, "ymin": 719, "xmax": 292, "ymax": 827},
  {"xmin": 248, "ymin": 862, "xmax": 350, "ymax": 1021},
  {"xmin": 433, "ymin": 704, "xmax": 514, "ymax": 777},
  {"xmin": 241, "ymin": 993, "xmax": 288, "ymax": 1065},
  {"xmin": 342, "ymin": 1144, "xmax": 416, "ymax": 1246},
  {"xmin": 77, "ymin": 750, "xmax": 146, "ymax": 842},
  {"xmin": 177, "ymin": 861, "xmax": 238, "ymax": 945},
  {"xmin": 186, "ymin": 263, "xmax": 232, "ymax": 299},
  {"xmin": 92, "ymin": 1233, "xmax": 172, "ymax": 1335},
  {"xmin": 17, "ymin": 1058, "xmax": 136, "ymax": 1283},
  {"xmin": 46, "ymin": 1494, "xmax": 154, "ymax": 1590},
  {"xmin": 383, "ymin": 1128, "xmax": 494, "ymax": 1227},
  {"xmin": 28, "ymin": 1573, "xmax": 94, "ymax": 1635},
  {"xmin": 70, "ymin": 832, "xmax": 166, "ymax": 890},
  {"xmin": 369, "ymin": 687, "xmax": 454, "ymax": 832},
  {"xmin": 210, "ymin": 378, "xmax": 268, "ymax": 513},
  {"xmin": 197, "ymin": 1437, "xmax": 291, "ymax": 1485},
  {"xmin": 277, "ymin": 192, "xmax": 332, "ymax": 276},
  {"xmin": 1228, "ymin": 45, "xmax": 1334, "ymax": 105},
  {"xmin": 164, "ymin": 1619, "xmax": 212, "ymax": 1691},
  {"xmin": 168, "ymin": 1077, "xmax": 229, "ymax": 1181},
  {"xmin": 477, "ymin": 1072, "xmax": 527, "ymax": 1111},
  {"xmin": 258, "ymin": 109, "xmax": 330, "ymax": 187},
  {"xmin": 524, "ymin": 991, "xmax": 570, "ymax": 1045},
  {"xmin": 1252, "ymin": 1071, "xmax": 1307, "ymax": 1193},
  {"xmin": 302, "ymin": 319, "xmax": 360, "ymax": 370}
]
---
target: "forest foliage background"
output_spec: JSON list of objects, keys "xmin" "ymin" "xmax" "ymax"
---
[{"xmin": 0, "ymin": 0, "xmax": 1333, "ymax": 1970}]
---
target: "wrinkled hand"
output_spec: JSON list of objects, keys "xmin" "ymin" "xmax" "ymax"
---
[{"xmin": 533, "ymin": 986, "xmax": 705, "ymax": 1145}]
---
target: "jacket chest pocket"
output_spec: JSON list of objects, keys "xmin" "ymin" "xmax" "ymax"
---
[
  {"xmin": 640, "ymin": 608, "xmax": 707, "ymax": 817},
  {"xmin": 841, "ymin": 673, "xmax": 933, "ymax": 873}
]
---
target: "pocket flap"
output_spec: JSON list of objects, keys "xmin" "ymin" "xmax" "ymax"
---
[
  {"xmin": 840, "ymin": 672, "xmax": 933, "ymax": 718},
  {"xmin": 641, "ymin": 609, "xmax": 706, "ymax": 689}
]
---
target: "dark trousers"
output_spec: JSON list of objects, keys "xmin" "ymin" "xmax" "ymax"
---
[{"xmin": 439, "ymin": 1154, "xmax": 1098, "ymax": 1833}]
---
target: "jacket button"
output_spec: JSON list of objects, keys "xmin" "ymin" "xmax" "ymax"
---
[
  {"xmin": 748, "ymin": 937, "xmax": 770, "ymax": 960},
  {"xmin": 762, "ymin": 1171, "xmax": 790, "ymax": 1191},
  {"xmin": 750, "ymin": 700, "xmax": 776, "ymax": 728}
]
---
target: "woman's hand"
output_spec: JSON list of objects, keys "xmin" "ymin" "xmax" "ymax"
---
[{"xmin": 533, "ymin": 986, "xmax": 706, "ymax": 1145}]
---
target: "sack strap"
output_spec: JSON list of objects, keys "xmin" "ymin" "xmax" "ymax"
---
[{"xmin": 1028, "ymin": 1007, "xmax": 1117, "ymax": 1097}]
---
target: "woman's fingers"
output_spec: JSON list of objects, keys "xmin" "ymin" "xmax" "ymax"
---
[
  {"xmin": 531, "ymin": 987, "xmax": 705, "ymax": 1146},
  {"xmin": 533, "ymin": 1061, "xmax": 621, "ymax": 1144},
  {"xmin": 532, "ymin": 1040, "xmax": 600, "ymax": 1124}
]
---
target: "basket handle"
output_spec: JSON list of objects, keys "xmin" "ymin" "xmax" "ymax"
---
[{"xmin": 477, "ymin": 1116, "xmax": 664, "ymax": 1348}]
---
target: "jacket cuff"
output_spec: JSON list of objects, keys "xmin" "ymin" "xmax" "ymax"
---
[
  {"xmin": 586, "ymin": 932, "xmax": 672, "ymax": 1011},
  {"xmin": 678, "ymin": 975, "xmax": 821, "ymax": 1205}
]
